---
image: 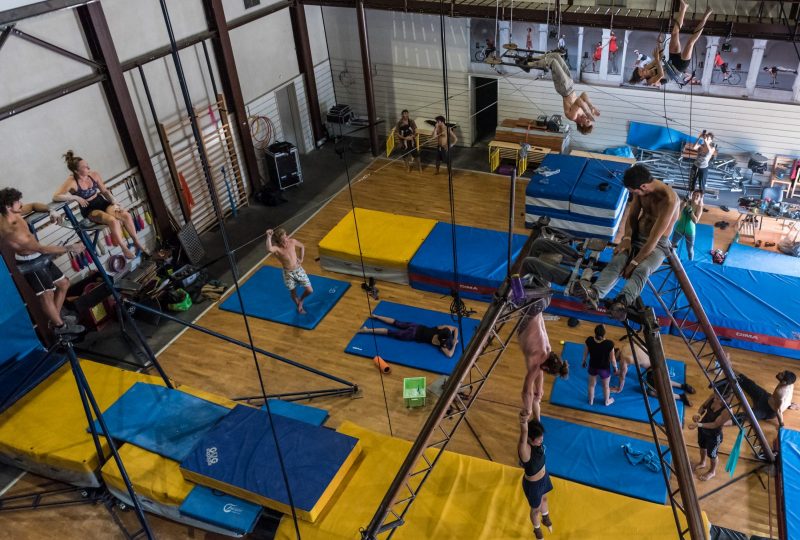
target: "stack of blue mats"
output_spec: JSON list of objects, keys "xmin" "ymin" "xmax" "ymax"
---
[
  {"xmin": 525, "ymin": 155, "xmax": 629, "ymax": 241},
  {"xmin": 408, "ymin": 222, "xmax": 528, "ymax": 302},
  {"xmin": 723, "ymin": 242, "xmax": 800, "ymax": 278},
  {"xmin": 779, "ymin": 428, "xmax": 800, "ymax": 540}
]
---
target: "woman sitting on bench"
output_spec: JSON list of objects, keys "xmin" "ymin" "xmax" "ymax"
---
[{"xmin": 359, "ymin": 314, "xmax": 459, "ymax": 358}]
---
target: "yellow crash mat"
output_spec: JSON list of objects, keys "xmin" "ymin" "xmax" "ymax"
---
[
  {"xmin": 0, "ymin": 361, "xmax": 162, "ymax": 477},
  {"xmin": 318, "ymin": 208, "xmax": 436, "ymax": 269},
  {"xmin": 276, "ymin": 422, "xmax": 708, "ymax": 540}
]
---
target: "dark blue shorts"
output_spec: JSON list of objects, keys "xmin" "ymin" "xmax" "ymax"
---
[
  {"xmin": 387, "ymin": 320, "xmax": 418, "ymax": 341},
  {"xmin": 522, "ymin": 472, "xmax": 553, "ymax": 509}
]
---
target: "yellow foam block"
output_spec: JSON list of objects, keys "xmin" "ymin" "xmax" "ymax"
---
[
  {"xmin": 318, "ymin": 208, "xmax": 436, "ymax": 269},
  {"xmin": 276, "ymin": 422, "xmax": 709, "ymax": 540},
  {"xmin": 0, "ymin": 361, "xmax": 163, "ymax": 477}
]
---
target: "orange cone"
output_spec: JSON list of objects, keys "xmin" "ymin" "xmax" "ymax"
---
[{"xmin": 373, "ymin": 355, "xmax": 391, "ymax": 374}]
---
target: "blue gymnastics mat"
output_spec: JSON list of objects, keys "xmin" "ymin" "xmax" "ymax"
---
[
  {"xmin": 262, "ymin": 399, "xmax": 329, "ymax": 426},
  {"xmin": 180, "ymin": 404, "xmax": 360, "ymax": 521},
  {"xmin": 541, "ymin": 416, "xmax": 670, "ymax": 504},
  {"xmin": 723, "ymin": 241, "xmax": 800, "ymax": 278},
  {"xmin": 344, "ymin": 301, "xmax": 480, "ymax": 375},
  {"xmin": 220, "ymin": 265, "xmax": 350, "ymax": 330},
  {"xmin": 409, "ymin": 222, "xmax": 527, "ymax": 302},
  {"xmin": 780, "ymin": 428, "xmax": 800, "ymax": 540},
  {"xmin": 94, "ymin": 382, "xmax": 230, "ymax": 461},
  {"xmin": 674, "ymin": 223, "xmax": 714, "ymax": 264},
  {"xmin": 549, "ymin": 342, "xmax": 685, "ymax": 425},
  {"xmin": 626, "ymin": 121, "xmax": 692, "ymax": 152}
]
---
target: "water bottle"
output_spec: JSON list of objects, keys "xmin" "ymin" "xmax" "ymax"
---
[{"xmin": 510, "ymin": 274, "xmax": 525, "ymax": 304}]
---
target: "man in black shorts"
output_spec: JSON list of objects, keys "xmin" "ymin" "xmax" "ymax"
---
[{"xmin": 0, "ymin": 188, "xmax": 84, "ymax": 336}]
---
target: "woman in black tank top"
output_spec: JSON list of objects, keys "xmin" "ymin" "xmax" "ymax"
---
[
  {"xmin": 518, "ymin": 415, "xmax": 553, "ymax": 539},
  {"xmin": 53, "ymin": 150, "xmax": 147, "ymax": 259},
  {"xmin": 689, "ymin": 392, "xmax": 730, "ymax": 481}
]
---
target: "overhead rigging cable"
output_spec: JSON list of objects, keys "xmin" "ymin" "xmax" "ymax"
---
[{"xmin": 157, "ymin": 1, "xmax": 302, "ymax": 538}]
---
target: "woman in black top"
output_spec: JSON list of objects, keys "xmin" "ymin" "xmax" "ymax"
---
[
  {"xmin": 582, "ymin": 324, "xmax": 617, "ymax": 406},
  {"xmin": 689, "ymin": 392, "xmax": 730, "ymax": 481},
  {"xmin": 518, "ymin": 414, "xmax": 553, "ymax": 540}
]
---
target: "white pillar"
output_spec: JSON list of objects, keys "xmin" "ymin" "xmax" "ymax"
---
[
  {"xmin": 701, "ymin": 36, "xmax": 719, "ymax": 93},
  {"xmin": 537, "ymin": 23, "xmax": 548, "ymax": 52},
  {"xmin": 620, "ymin": 30, "xmax": 632, "ymax": 79},
  {"xmin": 599, "ymin": 28, "xmax": 611, "ymax": 79},
  {"xmin": 576, "ymin": 27, "xmax": 584, "ymax": 80},
  {"xmin": 745, "ymin": 39, "xmax": 767, "ymax": 97},
  {"xmin": 499, "ymin": 21, "xmax": 510, "ymax": 50},
  {"xmin": 792, "ymin": 60, "xmax": 800, "ymax": 102}
]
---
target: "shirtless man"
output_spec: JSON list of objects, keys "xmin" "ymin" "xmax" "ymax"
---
[
  {"xmin": 0, "ymin": 188, "xmax": 84, "ymax": 335},
  {"xmin": 737, "ymin": 370, "xmax": 799, "ymax": 428},
  {"xmin": 518, "ymin": 300, "xmax": 569, "ymax": 421},
  {"xmin": 570, "ymin": 164, "xmax": 679, "ymax": 321},
  {"xmin": 266, "ymin": 228, "xmax": 313, "ymax": 313},
  {"xmin": 612, "ymin": 336, "xmax": 695, "ymax": 405},
  {"xmin": 524, "ymin": 52, "xmax": 599, "ymax": 135},
  {"xmin": 430, "ymin": 116, "xmax": 458, "ymax": 175}
]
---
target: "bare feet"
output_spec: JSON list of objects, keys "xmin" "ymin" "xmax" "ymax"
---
[
  {"xmin": 122, "ymin": 247, "xmax": 136, "ymax": 260},
  {"xmin": 588, "ymin": 398, "xmax": 594, "ymax": 406},
  {"xmin": 692, "ymin": 461, "xmax": 705, "ymax": 472},
  {"xmin": 359, "ymin": 326, "xmax": 371, "ymax": 333},
  {"xmin": 699, "ymin": 470, "xmax": 715, "ymax": 481},
  {"xmin": 297, "ymin": 300, "xmax": 306, "ymax": 314},
  {"xmin": 610, "ymin": 386, "xmax": 621, "ymax": 393},
  {"xmin": 605, "ymin": 397, "xmax": 615, "ymax": 406}
]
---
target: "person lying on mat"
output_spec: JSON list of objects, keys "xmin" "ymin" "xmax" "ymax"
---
[
  {"xmin": 582, "ymin": 324, "xmax": 617, "ymax": 407},
  {"xmin": 430, "ymin": 116, "xmax": 458, "ymax": 175},
  {"xmin": 53, "ymin": 150, "xmax": 147, "ymax": 260},
  {"xmin": 358, "ymin": 315, "xmax": 459, "ymax": 358},
  {"xmin": 266, "ymin": 228, "xmax": 313, "ymax": 314},
  {"xmin": 518, "ymin": 416, "xmax": 553, "ymax": 540},
  {"xmin": 0, "ymin": 187, "xmax": 85, "ymax": 336},
  {"xmin": 736, "ymin": 370, "xmax": 799, "ymax": 428},
  {"xmin": 522, "ymin": 51, "xmax": 598, "ymax": 135},
  {"xmin": 569, "ymin": 164, "xmax": 679, "ymax": 321},
  {"xmin": 688, "ymin": 391, "xmax": 730, "ymax": 481},
  {"xmin": 672, "ymin": 190, "xmax": 703, "ymax": 261},
  {"xmin": 612, "ymin": 335, "xmax": 695, "ymax": 406}
]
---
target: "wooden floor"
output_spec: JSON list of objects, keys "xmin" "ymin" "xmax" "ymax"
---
[{"xmin": 2, "ymin": 158, "xmax": 798, "ymax": 539}]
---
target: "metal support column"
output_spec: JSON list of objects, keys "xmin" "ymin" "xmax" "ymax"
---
[
  {"xmin": 290, "ymin": 0, "xmax": 326, "ymax": 146},
  {"xmin": 202, "ymin": 0, "xmax": 263, "ymax": 188},
  {"xmin": 76, "ymin": 2, "xmax": 174, "ymax": 243},
  {"xmin": 356, "ymin": 0, "xmax": 379, "ymax": 156}
]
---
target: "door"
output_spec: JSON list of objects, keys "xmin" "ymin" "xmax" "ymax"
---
[
  {"xmin": 473, "ymin": 77, "xmax": 498, "ymax": 144},
  {"xmin": 275, "ymin": 83, "xmax": 306, "ymax": 153}
]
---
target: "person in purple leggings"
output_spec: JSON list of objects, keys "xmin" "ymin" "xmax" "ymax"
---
[{"xmin": 582, "ymin": 324, "xmax": 617, "ymax": 406}]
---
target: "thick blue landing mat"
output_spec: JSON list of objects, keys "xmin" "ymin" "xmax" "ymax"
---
[
  {"xmin": 549, "ymin": 342, "xmax": 685, "ymax": 425},
  {"xmin": 262, "ymin": 399, "xmax": 329, "ymax": 426},
  {"xmin": 0, "ymin": 349, "xmax": 66, "ymax": 414},
  {"xmin": 723, "ymin": 241, "xmax": 800, "ymax": 278},
  {"xmin": 180, "ymin": 404, "xmax": 359, "ymax": 514},
  {"xmin": 179, "ymin": 487, "xmax": 262, "ymax": 535},
  {"xmin": 540, "ymin": 416, "xmax": 670, "ymax": 504},
  {"xmin": 344, "ymin": 301, "xmax": 480, "ymax": 375},
  {"xmin": 94, "ymin": 382, "xmax": 230, "ymax": 461},
  {"xmin": 0, "ymin": 256, "xmax": 43, "ymax": 368},
  {"xmin": 220, "ymin": 266, "xmax": 350, "ymax": 330},
  {"xmin": 674, "ymin": 223, "xmax": 714, "ymax": 264},
  {"xmin": 780, "ymin": 428, "xmax": 800, "ymax": 540},
  {"xmin": 408, "ymin": 222, "xmax": 527, "ymax": 302},
  {"xmin": 627, "ymin": 121, "xmax": 692, "ymax": 152}
]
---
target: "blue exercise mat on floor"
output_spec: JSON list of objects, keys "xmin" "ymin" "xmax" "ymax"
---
[
  {"xmin": 262, "ymin": 399, "xmax": 329, "ymax": 426},
  {"xmin": 723, "ymin": 241, "xmax": 800, "ymax": 278},
  {"xmin": 674, "ymin": 223, "xmax": 714, "ymax": 264},
  {"xmin": 540, "ymin": 416, "xmax": 670, "ymax": 504},
  {"xmin": 549, "ymin": 342, "xmax": 685, "ymax": 425},
  {"xmin": 93, "ymin": 382, "xmax": 230, "ymax": 461},
  {"xmin": 780, "ymin": 428, "xmax": 800, "ymax": 540},
  {"xmin": 220, "ymin": 265, "xmax": 350, "ymax": 330},
  {"xmin": 344, "ymin": 301, "xmax": 480, "ymax": 375}
]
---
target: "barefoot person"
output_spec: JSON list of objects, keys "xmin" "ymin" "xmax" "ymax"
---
[
  {"xmin": 612, "ymin": 335, "xmax": 695, "ymax": 406},
  {"xmin": 518, "ymin": 415, "xmax": 553, "ymax": 540},
  {"xmin": 0, "ymin": 188, "xmax": 85, "ymax": 336},
  {"xmin": 582, "ymin": 324, "xmax": 617, "ymax": 406},
  {"xmin": 266, "ymin": 228, "xmax": 312, "ymax": 313},
  {"xmin": 737, "ymin": 370, "xmax": 799, "ymax": 428},
  {"xmin": 358, "ymin": 315, "xmax": 458, "ymax": 357},
  {"xmin": 430, "ymin": 115, "xmax": 457, "ymax": 175},
  {"xmin": 570, "ymin": 164, "xmax": 679, "ymax": 321},
  {"xmin": 53, "ymin": 150, "xmax": 146, "ymax": 259},
  {"xmin": 689, "ymin": 391, "xmax": 730, "ymax": 481}
]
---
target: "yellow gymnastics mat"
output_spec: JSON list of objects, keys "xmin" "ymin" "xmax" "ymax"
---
[
  {"xmin": 318, "ymin": 208, "xmax": 437, "ymax": 284},
  {"xmin": 276, "ymin": 422, "xmax": 709, "ymax": 540}
]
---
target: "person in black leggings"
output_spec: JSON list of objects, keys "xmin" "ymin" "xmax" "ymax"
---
[
  {"xmin": 689, "ymin": 392, "xmax": 730, "ymax": 481},
  {"xmin": 358, "ymin": 314, "xmax": 459, "ymax": 358},
  {"xmin": 518, "ymin": 416, "xmax": 553, "ymax": 539},
  {"xmin": 737, "ymin": 371, "xmax": 798, "ymax": 427}
]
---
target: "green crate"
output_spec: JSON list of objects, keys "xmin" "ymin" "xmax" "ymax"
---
[{"xmin": 403, "ymin": 376, "xmax": 427, "ymax": 408}]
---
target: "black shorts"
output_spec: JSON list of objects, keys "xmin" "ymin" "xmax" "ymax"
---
[
  {"xmin": 522, "ymin": 472, "xmax": 553, "ymax": 509},
  {"xmin": 698, "ymin": 428, "xmax": 723, "ymax": 458},
  {"xmin": 80, "ymin": 195, "xmax": 110, "ymax": 219},
  {"xmin": 17, "ymin": 256, "xmax": 66, "ymax": 295},
  {"xmin": 669, "ymin": 53, "xmax": 690, "ymax": 71}
]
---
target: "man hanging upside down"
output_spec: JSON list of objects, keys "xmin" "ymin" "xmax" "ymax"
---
[
  {"xmin": 570, "ymin": 164, "xmax": 679, "ymax": 321},
  {"xmin": 358, "ymin": 315, "xmax": 458, "ymax": 357},
  {"xmin": 266, "ymin": 228, "xmax": 313, "ymax": 313}
]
